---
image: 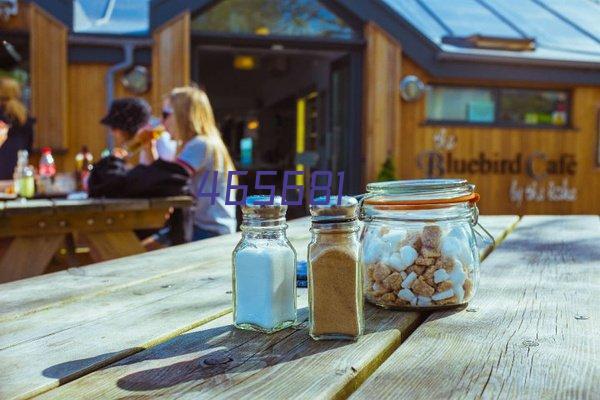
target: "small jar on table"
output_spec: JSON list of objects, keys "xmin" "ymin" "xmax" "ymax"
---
[
  {"xmin": 233, "ymin": 195, "xmax": 297, "ymax": 333},
  {"xmin": 308, "ymin": 196, "xmax": 363, "ymax": 341}
]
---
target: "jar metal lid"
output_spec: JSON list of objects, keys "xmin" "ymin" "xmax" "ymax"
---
[
  {"xmin": 242, "ymin": 195, "xmax": 287, "ymax": 220},
  {"xmin": 364, "ymin": 179, "xmax": 478, "ymax": 206},
  {"xmin": 309, "ymin": 196, "xmax": 358, "ymax": 222}
]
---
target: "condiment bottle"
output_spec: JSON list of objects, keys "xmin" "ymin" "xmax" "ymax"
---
[
  {"xmin": 308, "ymin": 196, "xmax": 363, "ymax": 341},
  {"xmin": 233, "ymin": 195, "xmax": 297, "ymax": 333},
  {"xmin": 75, "ymin": 146, "xmax": 93, "ymax": 191}
]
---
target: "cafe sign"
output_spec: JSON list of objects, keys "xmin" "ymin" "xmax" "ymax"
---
[{"xmin": 416, "ymin": 130, "xmax": 578, "ymax": 205}]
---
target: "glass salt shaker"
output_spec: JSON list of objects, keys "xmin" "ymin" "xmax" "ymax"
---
[
  {"xmin": 359, "ymin": 179, "xmax": 492, "ymax": 310},
  {"xmin": 232, "ymin": 195, "xmax": 297, "ymax": 333},
  {"xmin": 308, "ymin": 196, "xmax": 364, "ymax": 340}
]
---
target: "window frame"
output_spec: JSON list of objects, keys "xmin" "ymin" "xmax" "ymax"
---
[
  {"xmin": 424, "ymin": 84, "xmax": 573, "ymax": 130},
  {"xmin": 189, "ymin": 0, "xmax": 362, "ymax": 41}
]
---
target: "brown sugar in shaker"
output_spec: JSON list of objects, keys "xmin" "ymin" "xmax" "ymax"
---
[{"xmin": 308, "ymin": 196, "xmax": 364, "ymax": 341}]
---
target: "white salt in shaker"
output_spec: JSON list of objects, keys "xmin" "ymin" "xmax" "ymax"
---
[{"xmin": 233, "ymin": 195, "xmax": 297, "ymax": 333}]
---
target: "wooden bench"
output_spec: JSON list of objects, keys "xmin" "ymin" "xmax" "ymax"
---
[
  {"xmin": 0, "ymin": 215, "xmax": 597, "ymax": 399},
  {"xmin": 0, "ymin": 196, "xmax": 193, "ymax": 283}
]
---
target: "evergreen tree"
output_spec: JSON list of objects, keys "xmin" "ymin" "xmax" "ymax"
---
[{"xmin": 377, "ymin": 156, "xmax": 396, "ymax": 182}]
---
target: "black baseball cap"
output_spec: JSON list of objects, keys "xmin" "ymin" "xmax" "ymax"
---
[{"xmin": 100, "ymin": 98, "xmax": 151, "ymax": 135}]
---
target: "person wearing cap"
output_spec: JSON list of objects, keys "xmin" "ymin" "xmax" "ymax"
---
[
  {"xmin": 89, "ymin": 98, "xmax": 192, "ymax": 246},
  {"xmin": 100, "ymin": 98, "xmax": 177, "ymax": 164},
  {"xmin": 100, "ymin": 97, "xmax": 151, "ymax": 150}
]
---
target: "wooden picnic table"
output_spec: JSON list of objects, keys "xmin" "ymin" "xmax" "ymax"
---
[
  {"xmin": 0, "ymin": 196, "xmax": 193, "ymax": 283},
  {"xmin": 0, "ymin": 215, "xmax": 597, "ymax": 399}
]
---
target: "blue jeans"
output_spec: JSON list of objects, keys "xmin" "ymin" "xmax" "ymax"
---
[{"xmin": 192, "ymin": 226, "xmax": 220, "ymax": 241}]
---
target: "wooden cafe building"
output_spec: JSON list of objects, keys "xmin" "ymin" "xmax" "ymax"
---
[{"xmin": 1, "ymin": 0, "xmax": 599, "ymax": 215}]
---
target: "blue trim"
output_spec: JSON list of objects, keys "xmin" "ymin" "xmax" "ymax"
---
[
  {"xmin": 150, "ymin": 0, "xmax": 600, "ymax": 85},
  {"xmin": 28, "ymin": 0, "xmax": 72, "ymax": 27},
  {"xmin": 69, "ymin": 46, "xmax": 151, "ymax": 64},
  {"xmin": 150, "ymin": 0, "xmax": 216, "ymax": 30}
]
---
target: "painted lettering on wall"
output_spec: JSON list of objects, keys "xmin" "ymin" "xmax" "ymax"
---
[
  {"xmin": 418, "ymin": 130, "xmax": 578, "ymax": 204},
  {"xmin": 417, "ymin": 151, "xmax": 577, "ymax": 180}
]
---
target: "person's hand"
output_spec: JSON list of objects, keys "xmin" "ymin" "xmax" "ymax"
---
[
  {"xmin": 136, "ymin": 125, "xmax": 158, "ymax": 164},
  {"xmin": 0, "ymin": 121, "xmax": 8, "ymax": 147},
  {"xmin": 111, "ymin": 147, "xmax": 129, "ymax": 159}
]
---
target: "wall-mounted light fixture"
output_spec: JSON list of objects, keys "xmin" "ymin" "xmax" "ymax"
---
[
  {"xmin": 121, "ymin": 65, "xmax": 151, "ymax": 95},
  {"xmin": 400, "ymin": 75, "xmax": 425, "ymax": 102}
]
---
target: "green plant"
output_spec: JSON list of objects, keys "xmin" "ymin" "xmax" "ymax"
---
[{"xmin": 377, "ymin": 156, "xmax": 396, "ymax": 182}]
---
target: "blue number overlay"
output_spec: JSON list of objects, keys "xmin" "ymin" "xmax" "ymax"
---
[
  {"xmin": 225, "ymin": 171, "xmax": 248, "ymax": 206},
  {"xmin": 254, "ymin": 170, "xmax": 277, "ymax": 205},
  {"xmin": 281, "ymin": 171, "xmax": 304, "ymax": 206},
  {"xmin": 197, "ymin": 171, "xmax": 220, "ymax": 205},
  {"xmin": 309, "ymin": 171, "xmax": 332, "ymax": 205}
]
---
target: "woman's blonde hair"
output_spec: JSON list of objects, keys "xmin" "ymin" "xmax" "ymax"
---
[
  {"xmin": 169, "ymin": 86, "xmax": 236, "ymax": 174},
  {"xmin": 0, "ymin": 77, "xmax": 27, "ymax": 126}
]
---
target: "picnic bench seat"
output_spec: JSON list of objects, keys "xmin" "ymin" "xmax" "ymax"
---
[{"xmin": 0, "ymin": 215, "xmax": 597, "ymax": 399}]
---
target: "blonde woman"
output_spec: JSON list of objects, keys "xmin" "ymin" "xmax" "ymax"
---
[
  {"xmin": 162, "ymin": 86, "xmax": 237, "ymax": 240},
  {"xmin": 0, "ymin": 77, "xmax": 34, "ymax": 180}
]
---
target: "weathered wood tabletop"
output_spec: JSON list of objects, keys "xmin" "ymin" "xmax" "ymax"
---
[
  {"xmin": 0, "ymin": 215, "xmax": 598, "ymax": 400},
  {"xmin": 0, "ymin": 196, "xmax": 193, "ymax": 283}
]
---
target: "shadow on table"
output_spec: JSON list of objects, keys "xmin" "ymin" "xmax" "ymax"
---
[{"xmin": 43, "ymin": 307, "xmax": 353, "ymax": 392}]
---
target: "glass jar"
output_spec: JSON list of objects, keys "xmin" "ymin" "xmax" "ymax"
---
[
  {"xmin": 308, "ymin": 196, "xmax": 363, "ymax": 341},
  {"xmin": 233, "ymin": 195, "xmax": 297, "ymax": 333},
  {"xmin": 359, "ymin": 179, "xmax": 490, "ymax": 310}
]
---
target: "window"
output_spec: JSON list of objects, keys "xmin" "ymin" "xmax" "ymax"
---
[
  {"xmin": 426, "ymin": 86, "xmax": 570, "ymax": 128},
  {"xmin": 191, "ymin": 0, "xmax": 357, "ymax": 39},
  {"xmin": 498, "ymin": 89, "xmax": 568, "ymax": 126}
]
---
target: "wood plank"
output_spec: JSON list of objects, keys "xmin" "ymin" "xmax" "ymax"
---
[
  {"xmin": 31, "ymin": 299, "xmax": 422, "ymax": 400},
  {"xmin": 351, "ymin": 216, "xmax": 600, "ymax": 399},
  {"xmin": 0, "ymin": 264, "xmax": 234, "ymax": 400},
  {"xmin": 16, "ymin": 218, "xmax": 513, "ymax": 398},
  {"xmin": 0, "ymin": 209, "xmax": 168, "ymax": 238},
  {"xmin": 0, "ymin": 216, "xmax": 508, "ymax": 322},
  {"xmin": 0, "ymin": 226, "xmax": 313, "ymax": 400},
  {"xmin": 85, "ymin": 231, "xmax": 146, "ymax": 262},
  {"xmin": 151, "ymin": 12, "xmax": 190, "ymax": 113},
  {"xmin": 0, "ymin": 234, "xmax": 65, "ymax": 283},
  {"xmin": 363, "ymin": 22, "xmax": 402, "ymax": 184},
  {"xmin": 0, "ymin": 218, "xmax": 307, "ymax": 321},
  {"xmin": 148, "ymin": 196, "xmax": 194, "ymax": 210},
  {"xmin": 29, "ymin": 3, "xmax": 68, "ymax": 150}
]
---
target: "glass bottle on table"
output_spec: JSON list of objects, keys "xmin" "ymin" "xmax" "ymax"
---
[
  {"xmin": 232, "ymin": 195, "xmax": 297, "ymax": 333},
  {"xmin": 308, "ymin": 196, "xmax": 363, "ymax": 341},
  {"xmin": 38, "ymin": 147, "xmax": 56, "ymax": 195},
  {"xmin": 75, "ymin": 146, "xmax": 93, "ymax": 191},
  {"xmin": 13, "ymin": 150, "xmax": 35, "ymax": 198}
]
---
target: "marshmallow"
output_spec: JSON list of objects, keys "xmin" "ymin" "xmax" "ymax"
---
[
  {"xmin": 417, "ymin": 296, "xmax": 432, "ymax": 306},
  {"xmin": 433, "ymin": 268, "xmax": 450, "ymax": 283},
  {"xmin": 387, "ymin": 245, "xmax": 418, "ymax": 271},
  {"xmin": 443, "ymin": 229, "xmax": 476, "ymax": 267},
  {"xmin": 398, "ymin": 288, "xmax": 416, "ymax": 303},
  {"xmin": 401, "ymin": 271, "xmax": 417, "ymax": 289},
  {"xmin": 380, "ymin": 228, "xmax": 407, "ymax": 245},
  {"xmin": 449, "ymin": 259, "xmax": 466, "ymax": 285},
  {"xmin": 453, "ymin": 284, "xmax": 465, "ymax": 303},
  {"xmin": 363, "ymin": 236, "xmax": 388, "ymax": 264},
  {"xmin": 441, "ymin": 236, "xmax": 462, "ymax": 259},
  {"xmin": 432, "ymin": 289, "xmax": 454, "ymax": 301}
]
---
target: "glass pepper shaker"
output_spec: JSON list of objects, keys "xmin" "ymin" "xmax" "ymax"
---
[
  {"xmin": 232, "ymin": 195, "xmax": 297, "ymax": 333},
  {"xmin": 308, "ymin": 196, "xmax": 364, "ymax": 341}
]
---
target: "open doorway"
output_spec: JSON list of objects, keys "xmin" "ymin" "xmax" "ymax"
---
[
  {"xmin": 192, "ymin": 42, "xmax": 362, "ymax": 216},
  {"xmin": 189, "ymin": 0, "xmax": 364, "ymax": 216}
]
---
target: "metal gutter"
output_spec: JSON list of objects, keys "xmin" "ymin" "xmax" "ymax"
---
[{"xmin": 437, "ymin": 50, "xmax": 600, "ymax": 70}]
